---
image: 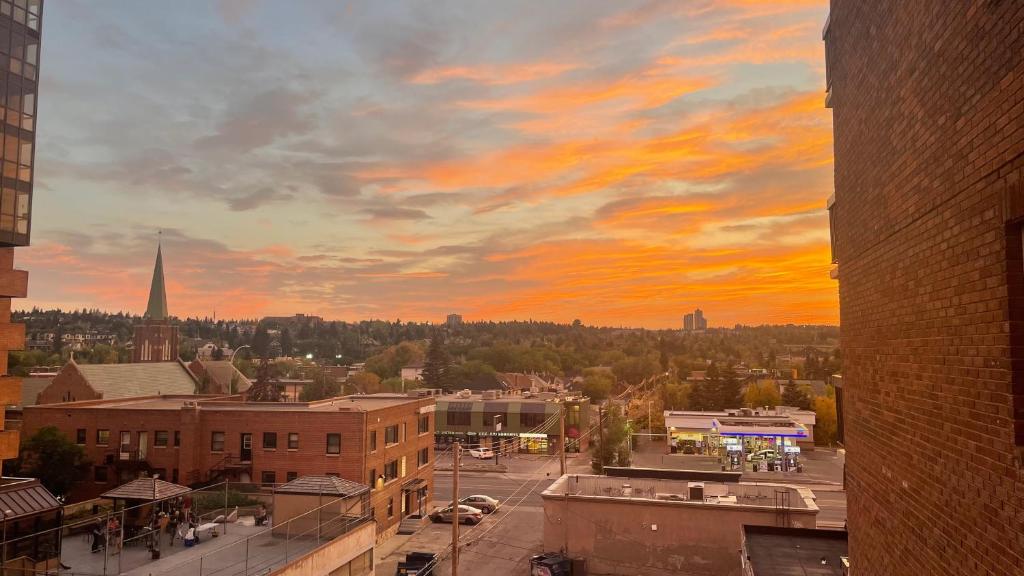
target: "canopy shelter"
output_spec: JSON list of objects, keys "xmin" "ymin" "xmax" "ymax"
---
[{"xmin": 101, "ymin": 477, "xmax": 191, "ymax": 503}]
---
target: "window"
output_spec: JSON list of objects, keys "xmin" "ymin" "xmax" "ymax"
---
[
  {"xmin": 519, "ymin": 412, "xmax": 547, "ymax": 428},
  {"xmin": 326, "ymin": 472, "xmax": 339, "ymax": 477},
  {"xmin": 286, "ymin": 471, "xmax": 298, "ymax": 482},
  {"xmin": 172, "ymin": 469, "xmax": 179, "ymax": 483},
  {"xmin": 263, "ymin": 432, "xmax": 277, "ymax": 450},
  {"xmin": 174, "ymin": 431, "xmax": 181, "ymax": 447},
  {"xmin": 402, "ymin": 422, "xmax": 408, "ymax": 442},
  {"xmin": 567, "ymin": 405, "xmax": 581, "ymax": 427},
  {"xmin": 75, "ymin": 428, "xmax": 86, "ymax": 445},
  {"xmin": 384, "ymin": 459, "xmax": 399, "ymax": 482},
  {"xmin": 96, "ymin": 429, "xmax": 110, "ymax": 446},
  {"xmin": 418, "ymin": 414, "xmax": 430, "ymax": 434},
  {"xmin": 447, "ymin": 411, "xmax": 471, "ymax": 426},
  {"xmin": 211, "ymin": 431, "xmax": 225, "ymax": 452},
  {"xmin": 384, "ymin": 425, "xmax": 399, "ymax": 445},
  {"xmin": 93, "ymin": 466, "xmax": 108, "ymax": 483},
  {"xmin": 387, "ymin": 497, "xmax": 394, "ymax": 518},
  {"xmin": 368, "ymin": 468, "xmax": 377, "ymax": 490},
  {"xmin": 326, "ymin": 433, "xmax": 341, "ymax": 455},
  {"xmin": 154, "ymin": 431, "xmax": 169, "ymax": 447},
  {"xmin": 418, "ymin": 447, "xmax": 430, "ymax": 467},
  {"xmin": 261, "ymin": 471, "xmax": 276, "ymax": 486},
  {"xmin": 369, "ymin": 430, "xmax": 377, "ymax": 452},
  {"xmin": 288, "ymin": 433, "xmax": 299, "ymax": 450}
]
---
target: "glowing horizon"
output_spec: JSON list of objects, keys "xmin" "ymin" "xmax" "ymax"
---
[{"xmin": 23, "ymin": 0, "xmax": 835, "ymax": 329}]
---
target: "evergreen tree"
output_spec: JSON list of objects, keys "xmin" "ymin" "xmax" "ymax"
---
[
  {"xmin": 781, "ymin": 380, "xmax": 813, "ymax": 409},
  {"xmin": 422, "ymin": 333, "xmax": 451, "ymax": 390},
  {"xmin": 248, "ymin": 354, "xmax": 282, "ymax": 402},
  {"xmin": 691, "ymin": 363, "xmax": 721, "ymax": 410},
  {"xmin": 52, "ymin": 322, "xmax": 63, "ymax": 355},
  {"xmin": 718, "ymin": 363, "xmax": 742, "ymax": 409},
  {"xmin": 280, "ymin": 328, "xmax": 293, "ymax": 357},
  {"xmin": 252, "ymin": 323, "xmax": 270, "ymax": 358}
]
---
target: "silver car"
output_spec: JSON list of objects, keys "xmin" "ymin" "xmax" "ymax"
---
[
  {"xmin": 459, "ymin": 495, "xmax": 500, "ymax": 514},
  {"xmin": 429, "ymin": 504, "xmax": 483, "ymax": 525}
]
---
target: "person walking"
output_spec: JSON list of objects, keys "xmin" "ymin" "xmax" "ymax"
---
[{"xmin": 90, "ymin": 519, "xmax": 105, "ymax": 553}]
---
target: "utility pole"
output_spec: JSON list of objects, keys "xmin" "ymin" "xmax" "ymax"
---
[
  {"xmin": 452, "ymin": 441, "xmax": 461, "ymax": 576},
  {"xmin": 560, "ymin": 402, "xmax": 567, "ymax": 476}
]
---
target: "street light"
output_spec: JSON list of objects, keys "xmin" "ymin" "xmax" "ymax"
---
[
  {"xmin": 229, "ymin": 344, "xmax": 251, "ymax": 364},
  {"xmin": 1, "ymin": 508, "xmax": 15, "ymax": 576}
]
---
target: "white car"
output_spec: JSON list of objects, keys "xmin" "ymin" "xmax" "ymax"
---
[
  {"xmin": 468, "ymin": 447, "xmax": 495, "ymax": 459},
  {"xmin": 746, "ymin": 449, "xmax": 778, "ymax": 462},
  {"xmin": 459, "ymin": 495, "xmax": 500, "ymax": 514}
]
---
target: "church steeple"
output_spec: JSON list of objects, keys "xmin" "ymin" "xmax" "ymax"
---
[
  {"xmin": 145, "ymin": 238, "xmax": 168, "ymax": 321},
  {"xmin": 134, "ymin": 236, "xmax": 178, "ymax": 363}
]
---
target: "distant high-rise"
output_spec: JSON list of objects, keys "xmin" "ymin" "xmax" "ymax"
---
[
  {"xmin": 828, "ymin": 2, "xmax": 1024, "ymax": 573},
  {"xmin": 446, "ymin": 313, "xmax": 463, "ymax": 328},
  {"xmin": 0, "ymin": 0, "xmax": 42, "ymax": 468},
  {"xmin": 133, "ymin": 241, "xmax": 179, "ymax": 362},
  {"xmin": 682, "ymin": 309, "xmax": 708, "ymax": 331}
]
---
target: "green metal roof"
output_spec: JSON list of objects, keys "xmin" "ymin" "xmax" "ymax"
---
[{"xmin": 145, "ymin": 243, "xmax": 169, "ymax": 320}]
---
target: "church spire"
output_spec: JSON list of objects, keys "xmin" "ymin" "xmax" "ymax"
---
[{"xmin": 145, "ymin": 236, "xmax": 168, "ymax": 321}]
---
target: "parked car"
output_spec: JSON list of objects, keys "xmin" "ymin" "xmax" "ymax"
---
[
  {"xmin": 459, "ymin": 495, "xmax": 500, "ymax": 514},
  {"xmin": 746, "ymin": 449, "xmax": 778, "ymax": 462},
  {"xmin": 429, "ymin": 505, "xmax": 483, "ymax": 525},
  {"xmin": 467, "ymin": 447, "xmax": 495, "ymax": 459}
]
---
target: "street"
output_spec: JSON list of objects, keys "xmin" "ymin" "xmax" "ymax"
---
[{"xmin": 375, "ymin": 453, "xmax": 848, "ymax": 575}]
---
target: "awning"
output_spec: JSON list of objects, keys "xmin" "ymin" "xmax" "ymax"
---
[
  {"xmin": 402, "ymin": 478, "xmax": 427, "ymax": 490},
  {"xmin": 0, "ymin": 479, "xmax": 60, "ymax": 520}
]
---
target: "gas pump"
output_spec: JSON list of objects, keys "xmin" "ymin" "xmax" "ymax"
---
[{"xmin": 784, "ymin": 445, "xmax": 801, "ymax": 472}]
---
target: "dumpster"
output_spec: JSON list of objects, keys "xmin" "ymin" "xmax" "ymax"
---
[
  {"xmin": 396, "ymin": 551, "xmax": 436, "ymax": 575},
  {"xmin": 531, "ymin": 552, "xmax": 572, "ymax": 576}
]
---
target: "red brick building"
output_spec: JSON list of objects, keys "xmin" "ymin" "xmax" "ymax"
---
[
  {"xmin": 21, "ymin": 393, "xmax": 435, "ymax": 538},
  {"xmin": 827, "ymin": 2, "xmax": 1024, "ymax": 574}
]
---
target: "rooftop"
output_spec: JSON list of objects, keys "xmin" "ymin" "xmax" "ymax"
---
[
  {"xmin": 743, "ymin": 525, "xmax": 848, "ymax": 576},
  {"xmin": 102, "ymin": 477, "xmax": 191, "ymax": 501},
  {"xmin": 25, "ymin": 393, "xmax": 429, "ymax": 413},
  {"xmin": 437, "ymin": 391, "xmax": 587, "ymax": 404},
  {"xmin": 542, "ymin": 475, "xmax": 818, "ymax": 511},
  {"xmin": 274, "ymin": 475, "xmax": 369, "ymax": 497}
]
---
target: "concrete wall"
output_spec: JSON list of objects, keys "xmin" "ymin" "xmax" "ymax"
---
[
  {"xmin": 272, "ymin": 493, "xmax": 365, "ymax": 538},
  {"xmin": 829, "ymin": 1, "xmax": 1024, "ymax": 574},
  {"xmin": 269, "ymin": 520, "xmax": 374, "ymax": 576},
  {"xmin": 542, "ymin": 493, "xmax": 816, "ymax": 576}
]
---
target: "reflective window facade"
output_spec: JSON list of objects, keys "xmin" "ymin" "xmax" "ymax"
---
[{"xmin": 0, "ymin": 0, "xmax": 40, "ymax": 246}]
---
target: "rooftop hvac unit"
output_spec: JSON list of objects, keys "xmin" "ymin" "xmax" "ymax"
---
[
  {"xmin": 621, "ymin": 484, "xmax": 633, "ymax": 497},
  {"xmin": 688, "ymin": 482, "xmax": 704, "ymax": 501},
  {"xmin": 482, "ymin": 390, "xmax": 497, "ymax": 400}
]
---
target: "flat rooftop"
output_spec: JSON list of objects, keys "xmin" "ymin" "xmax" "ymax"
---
[
  {"xmin": 743, "ymin": 525, "xmax": 848, "ymax": 576},
  {"xmin": 437, "ymin": 392, "xmax": 586, "ymax": 403},
  {"xmin": 543, "ymin": 474, "xmax": 818, "ymax": 511},
  {"xmin": 25, "ymin": 393, "xmax": 428, "ymax": 412}
]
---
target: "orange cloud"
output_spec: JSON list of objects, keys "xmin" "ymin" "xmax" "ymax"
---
[{"xmin": 409, "ymin": 61, "xmax": 579, "ymax": 85}]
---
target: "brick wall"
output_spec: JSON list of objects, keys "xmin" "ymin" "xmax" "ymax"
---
[
  {"xmin": 35, "ymin": 363, "xmax": 97, "ymax": 404},
  {"xmin": 829, "ymin": 1, "xmax": 1024, "ymax": 574},
  {"xmin": 20, "ymin": 397, "xmax": 435, "ymax": 536}
]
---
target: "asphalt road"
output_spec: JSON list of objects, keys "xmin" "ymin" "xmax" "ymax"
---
[{"xmin": 433, "ymin": 470, "xmax": 554, "ymax": 508}]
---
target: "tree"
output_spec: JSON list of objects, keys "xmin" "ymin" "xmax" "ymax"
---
[
  {"xmin": 248, "ymin": 356, "xmax": 282, "ymax": 402},
  {"xmin": 690, "ymin": 363, "xmax": 720, "ymax": 411},
  {"xmin": 252, "ymin": 323, "xmax": 270, "ymax": 358},
  {"xmin": 448, "ymin": 360, "xmax": 496, "ymax": 387},
  {"xmin": 591, "ymin": 404, "xmax": 629, "ymax": 472},
  {"xmin": 781, "ymin": 380, "xmax": 812, "ymax": 409},
  {"xmin": 381, "ymin": 376, "xmax": 406, "ymax": 393},
  {"xmin": 744, "ymin": 380, "xmax": 781, "ymax": 408},
  {"xmin": 52, "ymin": 323, "xmax": 63, "ymax": 355},
  {"xmin": 813, "ymin": 395, "xmax": 838, "ymax": 446},
  {"xmin": 211, "ymin": 346, "xmax": 225, "ymax": 361},
  {"xmin": 19, "ymin": 426, "xmax": 88, "ymax": 498},
  {"xmin": 659, "ymin": 381, "xmax": 688, "ymax": 410},
  {"xmin": 422, "ymin": 334, "xmax": 452, "ymax": 389},
  {"xmin": 280, "ymin": 328, "xmax": 293, "ymax": 358},
  {"xmin": 580, "ymin": 369, "xmax": 614, "ymax": 402},
  {"xmin": 612, "ymin": 356, "xmax": 660, "ymax": 387},
  {"xmin": 299, "ymin": 372, "xmax": 341, "ymax": 401},
  {"xmin": 348, "ymin": 371, "xmax": 381, "ymax": 394},
  {"xmin": 717, "ymin": 364, "xmax": 742, "ymax": 409}
]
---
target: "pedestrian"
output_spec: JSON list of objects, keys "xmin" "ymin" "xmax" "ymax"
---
[
  {"xmin": 90, "ymin": 519, "xmax": 104, "ymax": 553},
  {"xmin": 167, "ymin": 508, "xmax": 179, "ymax": 547},
  {"xmin": 107, "ymin": 516, "xmax": 121, "ymax": 555}
]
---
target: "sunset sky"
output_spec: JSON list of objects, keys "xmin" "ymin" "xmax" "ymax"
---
[{"xmin": 23, "ymin": 0, "xmax": 836, "ymax": 328}]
